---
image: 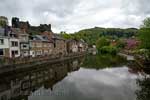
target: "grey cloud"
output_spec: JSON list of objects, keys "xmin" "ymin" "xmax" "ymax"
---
[
  {"xmin": 122, "ymin": 0, "xmax": 150, "ymax": 15},
  {"xmin": 0, "ymin": 0, "xmax": 150, "ymax": 32},
  {"xmin": 33, "ymin": 0, "xmax": 80, "ymax": 18}
]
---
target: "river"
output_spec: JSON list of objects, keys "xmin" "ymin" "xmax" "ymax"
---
[{"xmin": 0, "ymin": 54, "xmax": 149, "ymax": 100}]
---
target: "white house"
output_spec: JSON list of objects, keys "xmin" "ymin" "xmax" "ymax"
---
[
  {"xmin": 0, "ymin": 28, "xmax": 20, "ymax": 58},
  {"xmin": 9, "ymin": 38, "xmax": 20, "ymax": 58},
  {"xmin": 0, "ymin": 37, "xmax": 20, "ymax": 58}
]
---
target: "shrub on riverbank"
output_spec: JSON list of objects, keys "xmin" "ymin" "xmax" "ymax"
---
[
  {"xmin": 96, "ymin": 37, "xmax": 110, "ymax": 51},
  {"xmin": 98, "ymin": 46, "xmax": 118, "ymax": 55}
]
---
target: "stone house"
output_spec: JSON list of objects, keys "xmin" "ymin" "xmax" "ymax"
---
[
  {"xmin": 41, "ymin": 31, "xmax": 67, "ymax": 56},
  {"xmin": 52, "ymin": 34, "xmax": 67, "ymax": 56},
  {"xmin": 41, "ymin": 31, "xmax": 53, "ymax": 40},
  {"xmin": 29, "ymin": 35, "xmax": 54, "ymax": 57},
  {"xmin": 77, "ymin": 39, "xmax": 88, "ymax": 52},
  {"xmin": 66, "ymin": 39, "xmax": 78, "ymax": 54}
]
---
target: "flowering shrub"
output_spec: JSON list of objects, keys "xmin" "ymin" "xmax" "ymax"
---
[{"xmin": 125, "ymin": 39, "xmax": 139, "ymax": 50}]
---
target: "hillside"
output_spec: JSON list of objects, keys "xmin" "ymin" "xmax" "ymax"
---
[{"xmin": 73, "ymin": 27, "xmax": 138, "ymax": 45}]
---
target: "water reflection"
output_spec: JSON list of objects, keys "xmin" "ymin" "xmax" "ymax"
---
[
  {"xmin": 29, "ymin": 67, "xmax": 139, "ymax": 100},
  {"xmin": 136, "ymin": 76, "xmax": 150, "ymax": 100},
  {"xmin": 0, "ymin": 57, "xmax": 83, "ymax": 100},
  {"xmin": 0, "ymin": 55, "xmax": 150, "ymax": 100},
  {"xmin": 81, "ymin": 54, "xmax": 127, "ymax": 69},
  {"xmin": 28, "ymin": 55, "xmax": 146, "ymax": 100}
]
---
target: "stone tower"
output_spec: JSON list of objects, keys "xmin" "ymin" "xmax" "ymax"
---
[{"xmin": 12, "ymin": 17, "xmax": 20, "ymax": 28}]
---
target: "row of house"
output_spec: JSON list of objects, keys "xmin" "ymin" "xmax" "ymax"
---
[
  {"xmin": 0, "ymin": 17, "xmax": 88, "ymax": 58},
  {"xmin": 0, "ymin": 28, "xmax": 87, "ymax": 58}
]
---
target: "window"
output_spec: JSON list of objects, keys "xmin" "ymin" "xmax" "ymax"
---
[
  {"xmin": 0, "ymin": 49, "xmax": 4, "ymax": 56},
  {"xmin": 21, "ymin": 44, "xmax": 28, "ymax": 49},
  {"xmin": 11, "ymin": 50, "xmax": 18, "ymax": 56},
  {"xmin": 23, "ymin": 44, "xmax": 27, "ymax": 48},
  {"xmin": 11, "ymin": 41, "xmax": 18, "ymax": 47},
  {"xmin": 15, "ymin": 51, "xmax": 18, "ymax": 55},
  {"xmin": 0, "ymin": 39, "xmax": 4, "ymax": 45},
  {"xmin": 54, "ymin": 42, "xmax": 56, "ymax": 48}
]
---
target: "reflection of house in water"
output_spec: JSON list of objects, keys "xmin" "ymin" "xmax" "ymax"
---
[
  {"xmin": 67, "ymin": 59, "xmax": 82, "ymax": 72},
  {"xmin": 0, "ymin": 57, "xmax": 83, "ymax": 100}
]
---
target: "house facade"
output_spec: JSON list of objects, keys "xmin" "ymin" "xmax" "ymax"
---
[
  {"xmin": 0, "ymin": 28, "xmax": 20, "ymax": 58},
  {"xmin": 29, "ymin": 35, "xmax": 54, "ymax": 57},
  {"xmin": 19, "ymin": 33, "xmax": 30, "ymax": 57},
  {"xmin": 52, "ymin": 34, "xmax": 67, "ymax": 56},
  {"xmin": 77, "ymin": 39, "xmax": 88, "ymax": 52},
  {"xmin": 9, "ymin": 38, "xmax": 20, "ymax": 58},
  {"xmin": 41, "ymin": 31, "xmax": 67, "ymax": 56},
  {"xmin": 0, "ymin": 36, "xmax": 10, "ymax": 57},
  {"xmin": 0, "ymin": 37, "xmax": 20, "ymax": 58},
  {"xmin": 11, "ymin": 28, "xmax": 30, "ymax": 57},
  {"xmin": 66, "ymin": 39, "xmax": 78, "ymax": 54}
]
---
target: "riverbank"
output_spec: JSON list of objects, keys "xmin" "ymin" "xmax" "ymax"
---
[
  {"xmin": 118, "ymin": 51, "xmax": 150, "ymax": 73},
  {"xmin": 0, "ymin": 52, "xmax": 86, "ymax": 74}
]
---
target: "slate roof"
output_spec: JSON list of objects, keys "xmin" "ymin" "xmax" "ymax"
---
[{"xmin": 31, "ymin": 35, "xmax": 53, "ymax": 43}]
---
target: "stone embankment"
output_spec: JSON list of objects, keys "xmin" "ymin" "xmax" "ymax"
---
[{"xmin": 0, "ymin": 52, "xmax": 86, "ymax": 74}]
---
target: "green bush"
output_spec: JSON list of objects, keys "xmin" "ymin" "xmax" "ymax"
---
[
  {"xmin": 116, "ymin": 40, "xmax": 126, "ymax": 49},
  {"xmin": 96, "ymin": 37, "xmax": 110, "ymax": 51},
  {"xmin": 99, "ymin": 46, "xmax": 118, "ymax": 55}
]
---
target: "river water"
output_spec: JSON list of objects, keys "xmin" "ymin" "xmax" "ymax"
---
[{"xmin": 0, "ymin": 54, "xmax": 149, "ymax": 100}]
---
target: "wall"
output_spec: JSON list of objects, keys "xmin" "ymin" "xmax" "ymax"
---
[{"xmin": 0, "ymin": 37, "xmax": 9, "ymax": 48}]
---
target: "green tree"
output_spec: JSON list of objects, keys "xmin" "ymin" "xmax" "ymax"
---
[
  {"xmin": 141, "ymin": 17, "xmax": 150, "ymax": 28},
  {"xmin": 116, "ymin": 39, "xmax": 126, "ymax": 49},
  {"xmin": 60, "ymin": 31, "xmax": 73, "ymax": 39},
  {"xmin": 139, "ymin": 28, "xmax": 150, "ymax": 59},
  {"xmin": 139, "ymin": 28, "xmax": 150, "ymax": 49},
  {"xmin": 99, "ymin": 46, "xmax": 118, "ymax": 55},
  {"xmin": 139, "ymin": 17, "xmax": 150, "ymax": 59},
  {"xmin": 96, "ymin": 37, "xmax": 110, "ymax": 51}
]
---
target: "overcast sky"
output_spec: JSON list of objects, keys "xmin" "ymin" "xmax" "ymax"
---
[{"xmin": 0, "ymin": 0, "xmax": 150, "ymax": 33}]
